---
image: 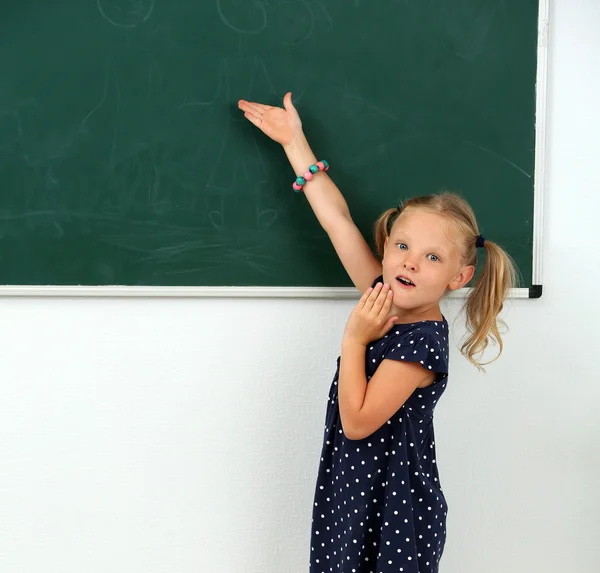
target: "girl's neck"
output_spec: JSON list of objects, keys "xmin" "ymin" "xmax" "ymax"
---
[{"xmin": 392, "ymin": 303, "xmax": 444, "ymax": 325}]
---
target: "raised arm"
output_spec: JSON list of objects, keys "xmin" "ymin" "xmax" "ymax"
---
[{"xmin": 238, "ymin": 93, "xmax": 381, "ymax": 293}]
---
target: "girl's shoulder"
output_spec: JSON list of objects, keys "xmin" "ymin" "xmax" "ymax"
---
[
  {"xmin": 378, "ymin": 320, "xmax": 450, "ymax": 376},
  {"xmin": 382, "ymin": 319, "xmax": 449, "ymax": 348}
]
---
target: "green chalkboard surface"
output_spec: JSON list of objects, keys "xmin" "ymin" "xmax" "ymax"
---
[{"xmin": 0, "ymin": 1, "xmax": 541, "ymax": 290}]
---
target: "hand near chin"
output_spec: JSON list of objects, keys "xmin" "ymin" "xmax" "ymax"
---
[{"xmin": 343, "ymin": 283, "xmax": 398, "ymax": 347}]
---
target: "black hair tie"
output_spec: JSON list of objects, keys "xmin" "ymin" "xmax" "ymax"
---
[{"xmin": 476, "ymin": 235, "xmax": 486, "ymax": 249}]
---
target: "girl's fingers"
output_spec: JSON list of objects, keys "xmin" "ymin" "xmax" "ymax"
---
[
  {"xmin": 239, "ymin": 100, "xmax": 274, "ymax": 115},
  {"xmin": 244, "ymin": 112, "xmax": 262, "ymax": 128},
  {"xmin": 283, "ymin": 92, "xmax": 296, "ymax": 112},
  {"xmin": 372, "ymin": 284, "xmax": 391, "ymax": 313},
  {"xmin": 364, "ymin": 283, "xmax": 383, "ymax": 309},
  {"xmin": 238, "ymin": 100, "xmax": 252, "ymax": 112},
  {"xmin": 381, "ymin": 289, "xmax": 394, "ymax": 314},
  {"xmin": 239, "ymin": 99, "xmax": 266, "ymax": 109},
  {"xmin": 244, "ymin": 102, "xmax": 267, "ymax": 116},
  {"xmin": 357, "ymin": 287, "xmax": 373, "ymax": 308},
  {"xmin": 242, "ymin": 109, "xmax": 261, "ymax": 120}
]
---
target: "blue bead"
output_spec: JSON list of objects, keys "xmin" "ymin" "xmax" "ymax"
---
[
  {"xmin": 309, "ymin": 164, "xmax": 319, "ymax": 174},
  {"xmin": 296, "ymin": 176, "xmax": 306, "ymax": 186},
  {"xmin": 321, "ymin": 159, "xmax": 329, "ymax": 169}
]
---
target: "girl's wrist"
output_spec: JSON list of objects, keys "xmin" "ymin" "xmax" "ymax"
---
[
  {"xmin": 342, "ymin": 336, "xmax": 367, "ymax": 352},
  {"xmin": 282, "ymin": 132, "xmax": 320, "ymax": 180},
  {"xmin": 283, "ymin": 131, "xmax": 310, "ymax": 153}
]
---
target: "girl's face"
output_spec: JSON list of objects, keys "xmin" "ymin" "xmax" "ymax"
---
[{"xmin": 382, "ymin": 209, "xmax": 475, "ymax": 320}]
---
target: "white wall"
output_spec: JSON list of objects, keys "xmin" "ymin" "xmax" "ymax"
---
[{"xmin": 1, "ymin": 1, "xmax": 599, "ymax": 571}]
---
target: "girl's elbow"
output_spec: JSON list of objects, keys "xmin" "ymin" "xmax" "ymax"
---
[
  {"xmin": 342, "ymin": 414, "xmax": 388, "ymax": 440},
  {"xmin": 342, "ymin": 423, "xmax": 370, "ymax": 441},
  {"xmin": 341, "ymin": 411, "xmax": 378, "ymax": 440}
]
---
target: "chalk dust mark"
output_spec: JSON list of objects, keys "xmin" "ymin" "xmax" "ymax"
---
[
  {"xmin": 0, "ymin": 110, "xmax": 23, "ymax": 151},
  {"xmin": 202, "ymin": 59, "xmax": 268, "ymax": 191},
  {"xmin": 256, "ymin": 209, "xmax": 278, "ymax": 229},
  {"xmin": 312, "ymin": 0, "xmax": 333, "ymax": 29},
  {"xmin": 53, "ymin": 222, "xmax": 64, "ymax": 237},
  {"xmin": 259, "ymin": 59, "xmax": 305, "ymax": 103},
  {"xmin": 46, "ymin": 167, "xmax": 59, "ymax": 186},
  {"xmin": 216, "ymin": 0, "xmax": 267, "ymax": 34},
  {"xmin": 224, "ymin": 248, "xmax": 273, "ymax": 275},
  {"xmin": 164, "ymin": 263, "xmax": 222, "ymax": 276},
  {"xmin": 271, "ymin": 1, "xmax": 315, "ymax": 45},
  {"xmin": 446, "ymin": 5, "xmax": 497, "ymax": 62},
  {"xmin": 0, "ymin": 209, "xmax": 117, "ymax": 223},
  {"xmin": 341, "ymin": 83, "xmax": 399, "ymax": 122},
  {"xmin": 148, "ymin": 161, "xmax": 160, "ymax": 205},
  {"xmin": 205, "ymin": 108, "xmax": 231, "ymax": 192},
  {"xmin": 178, "ymin": 59, "xmax": 226, "ymax": 109},
  {"xmin": 109, "ymin": 61, "xmax": 121, "ymax": 171},
  {"xmin": 250, "ymin": 131, "xmax": 267, "ymax": 182},
  {"xmin": 97, "ymin": 0, "xmax": 155, "ymax": 28},
  {"xmin": 0, "ymin": 99, "xmax": 36, "ymax": 149},
  {"xmin": 208, "ymin": 198, "xmax": 225, "ymax": 229},
  {"xmin": 463, "ymin": 141, "xmax": 531, "ymax": 179},
  {"xmin": 96, "ymin": 240, "xmax": 158, "ymax": 256},
  {"xmin": 243, "ymin": 258, "xmax": 271, "ymax": 276},
  {"xmin": 149, "ymin": 58, "xmax": 165, "ymax": 98},
  {"xmin": 131, "ymin": 241, "xmax": 227, "ymax": 264},
  {"xmin": 80, "ymin": 62, "xmax": 110, "ymax": 129}
]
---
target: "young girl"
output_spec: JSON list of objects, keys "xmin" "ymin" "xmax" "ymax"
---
[{"xmin": 238, "ymin": 93, "xmax": 515, "ymax": 573}]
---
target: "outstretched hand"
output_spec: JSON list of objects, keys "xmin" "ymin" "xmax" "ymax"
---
[
  {"xmin": 238, "ymin": 92, "xmax": 303, "ymax": 147},
  {"xmin": 343, "ymin": 283, "xmax": 398, "ymax": 347}
]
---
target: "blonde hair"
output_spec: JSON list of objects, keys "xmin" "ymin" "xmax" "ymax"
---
[{"xmin": 373, "ymin": 192, "xmax": 517, "ymax": 370}]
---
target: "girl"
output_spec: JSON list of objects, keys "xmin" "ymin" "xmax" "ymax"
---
[{"xmin": 238, "ymin": 93, "xmax": 515, "ymax": 573}]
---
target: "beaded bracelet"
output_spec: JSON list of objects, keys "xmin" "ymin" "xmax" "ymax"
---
[{"xmin": 292, "ymin": 160, "xmax": 329, "ymax": 192}]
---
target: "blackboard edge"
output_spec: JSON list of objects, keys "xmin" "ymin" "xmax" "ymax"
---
[
  {"xmin": 0, "ymin": 286, "xmax": 539, "ymax": 299},
  {"xmin": 528, "ymin": 285, "xmax": 543, "ymax": 299}
]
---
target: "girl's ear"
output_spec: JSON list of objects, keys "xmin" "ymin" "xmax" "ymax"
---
[
  {"xmin": 447, "ymin": 265, "xmax": 475, "ymax": 291},
  {"xmin": 382, "ymin": 237, "xmax": 390, "ymax": 259}
]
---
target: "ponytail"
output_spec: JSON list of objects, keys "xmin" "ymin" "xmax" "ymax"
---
[
  {"xmin": 461, "ymin": 239, "xmax": 517, "ymax": 370},
  {"xmin": 374, "ymin": 208, "xmax": 401, "ymax": 258}
]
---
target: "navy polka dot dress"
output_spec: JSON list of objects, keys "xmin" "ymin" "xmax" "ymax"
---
[{"xmin": 309, "ymin": 279, "xmax": 450, "ymax": 573}]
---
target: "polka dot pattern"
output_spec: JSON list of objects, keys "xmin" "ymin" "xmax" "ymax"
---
[{"xmin": 309, "ymin": 279, "xmax": 450, "ymax": 573}]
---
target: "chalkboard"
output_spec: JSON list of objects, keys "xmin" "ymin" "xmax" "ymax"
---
[{"xmin": 0, "ymin": 1, "xmax": 545, "ymax": 294}]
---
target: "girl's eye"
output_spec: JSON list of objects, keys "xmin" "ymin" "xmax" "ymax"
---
[
  {"xmin": 397, "ymin": 242, "xmax": 408, "ymax": 250},
  {"xmin": 428, "ymin": 254, "xmax": 440, "ymax": 262}
]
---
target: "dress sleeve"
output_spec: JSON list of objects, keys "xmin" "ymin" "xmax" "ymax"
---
[{"xmin": 382, "ymin": 327, "xmax": 449, "ymax": 375}]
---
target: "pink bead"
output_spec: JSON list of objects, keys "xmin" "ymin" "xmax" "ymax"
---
[
  {"xmin": 324, "ymin": 165, "xmax": 329, "ymax": 171},
  {"xmin": 292, "ymin": 182, "xmax": 303, "ymax": 191},
  {"xmin": 303, "ymin": 171, "xmax": 313, "ymax": 181},
  {"xmin": 316, "ymin": 161, "xmax": 325, "ymax": 171}
]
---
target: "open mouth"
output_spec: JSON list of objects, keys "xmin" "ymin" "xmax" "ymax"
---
[{"xmin": 396, "ymin": 275, "xmax": 416, "ymax": 288}]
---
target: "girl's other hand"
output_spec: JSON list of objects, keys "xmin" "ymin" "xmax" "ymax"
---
[
  {"xmin": 342, "ymin": 283, "xmax": 398, "ymax": 347},
  {"xmin": 238, "ymin": 92, "xmax": 303, "ymax": 147}
]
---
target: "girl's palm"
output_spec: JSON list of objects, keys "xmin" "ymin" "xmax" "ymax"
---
[{"xmin": 238, "ymin": 92, "xmax": 302, "ymax": 147}]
